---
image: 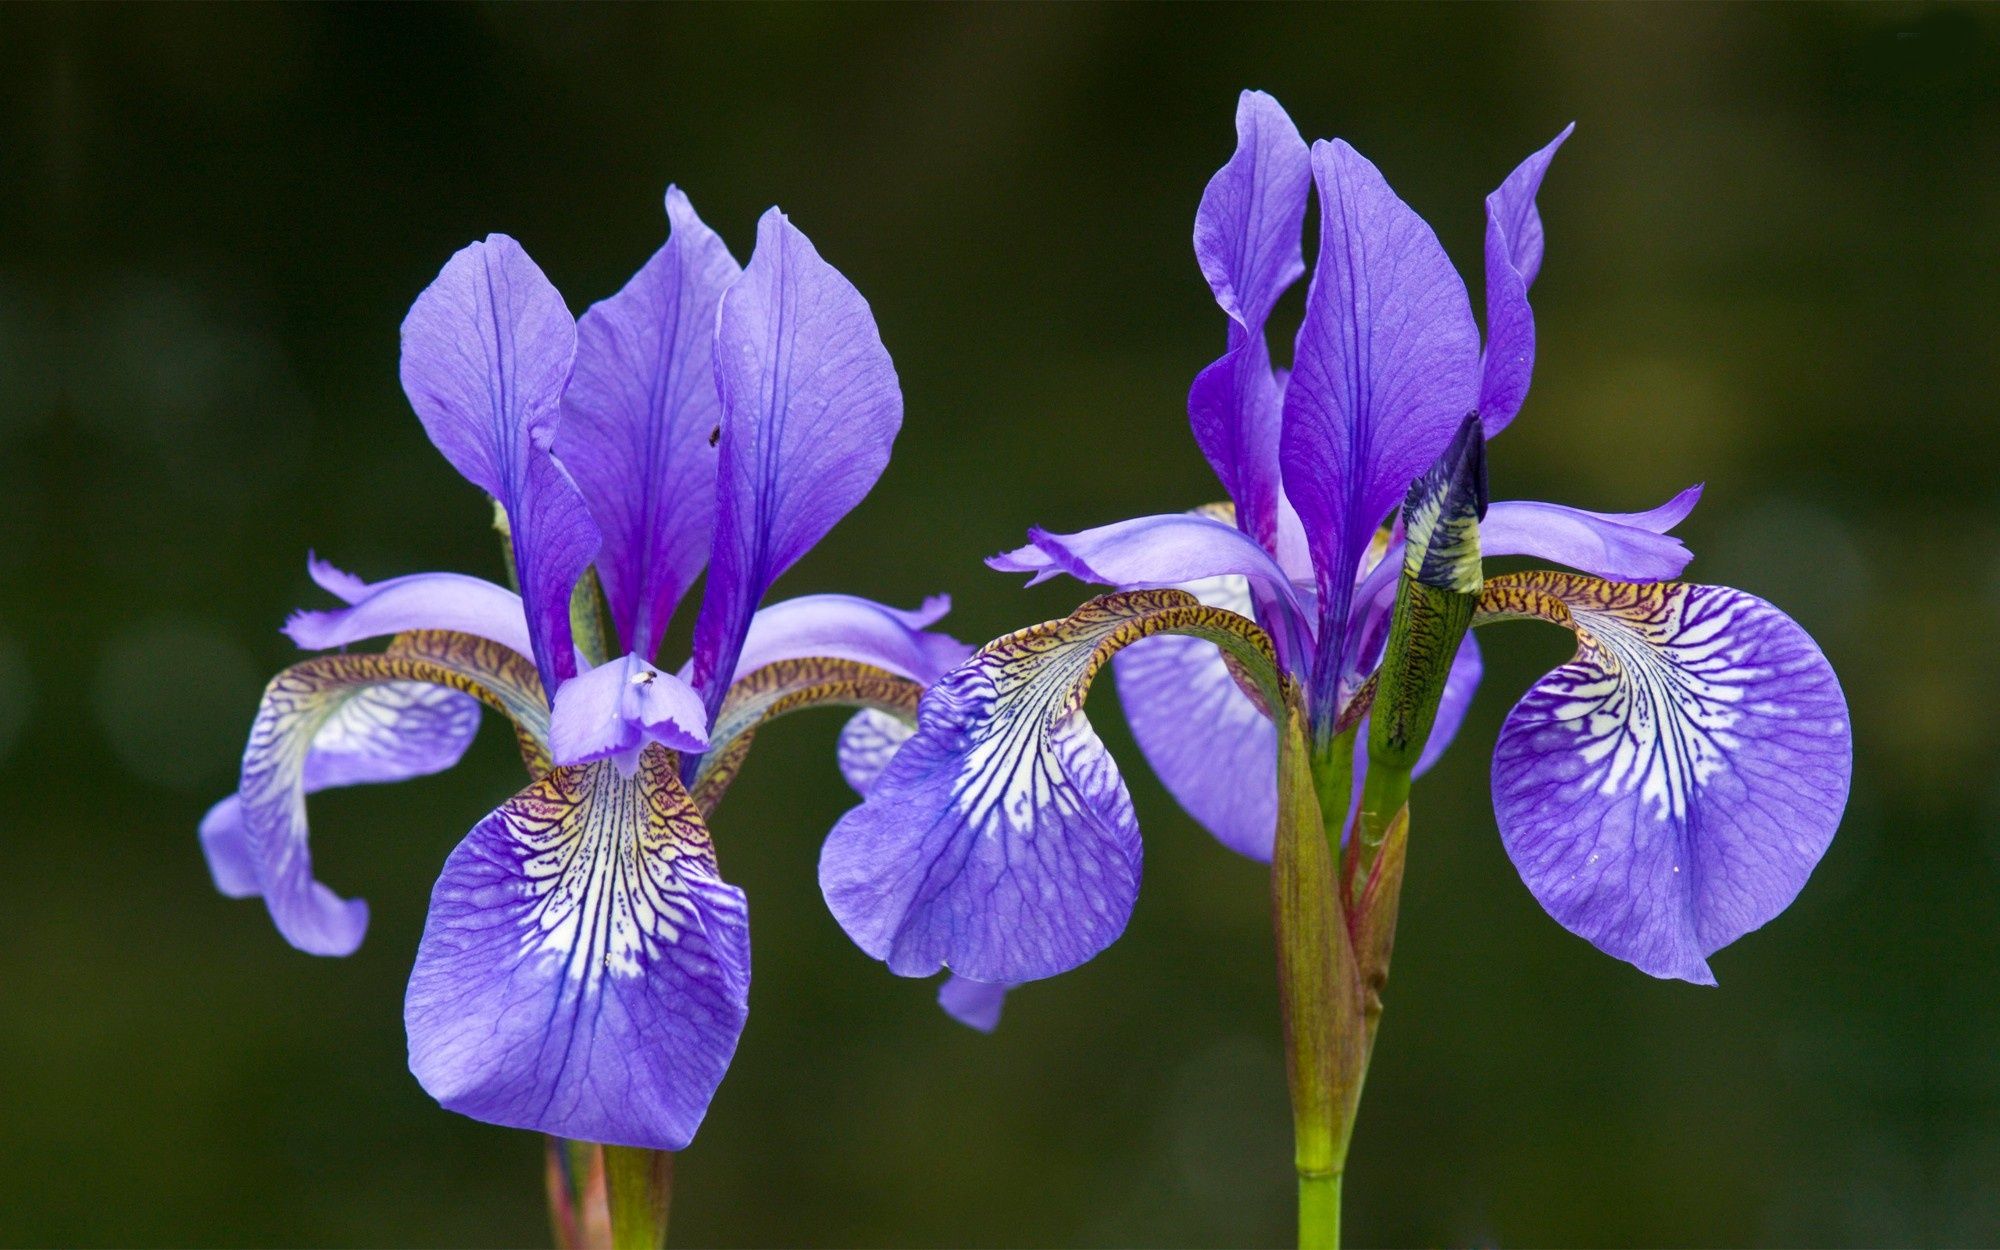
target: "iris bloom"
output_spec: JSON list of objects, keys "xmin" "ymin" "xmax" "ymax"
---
[
  {"xmin": 201, "ymin": 188, "xmax": 966, "ymax": 1153},
  {"xmin": 821, "ymin": 91, "xmax": 1851, "ymax": 1008}
]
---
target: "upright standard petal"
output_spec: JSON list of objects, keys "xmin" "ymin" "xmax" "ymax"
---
[
  {"xmin": 1480, "ymin": 573, "xmax": 1850, "ymax": 983},
  {"xmin": 549, "ymin": 654, "xmax": 710, "ymax": 774},
  {"xmin": 726, "ymin": 593, "xmax": 970, "ymax": 686},
  {"xmin": 201, "ymin": 681, "xmax": 480, "ymax": 899},
  {"xmin": 1112, "ymin": 573, "xmax": 1279, "ymax": 860},
  {"xmin": 406, "ymin": 748, "xmax": 750, "ymax": 1150},
  {"xmin": 560, "ymin": 189, "xmax": 742, "ymax": 661},
  {"xmin": 1188, "ymin": 90, "xmax": 1310, "ymax": 546},
  {"xmin": 1281, "ymin": 140, "xmax": 1481, "ymax": 693},
  {"xmin": 285, "ymin": 569, "xmax": 537, "ymax": 662},
  {"xmin": 819, "ymin": 590, "xmax": 1277, "ymax": 984},
  {"xmin": 1477, "ymin": 125, "xmax": 1573, "ymax": 434},
  {"xmin": 400, "ymin": 235, "xmax": 599, "ymax": 694},
  {"xmin": 232, "ymin": 637, "xmax": 547, "ymax": 955},
  {"xmin": 690, "ymin": 210, "xmax": 902, "ymax": 718}
]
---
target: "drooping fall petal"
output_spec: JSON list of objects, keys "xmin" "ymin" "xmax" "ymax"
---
[
  {"xmin": 819, "ymin": 591, "xmax": 1277, "ymax": 984},
  {"xmin": 1480, "ymin": 573, "xmax": 1851, "ymax": 983},
  {"xmin": 405, "ymin": 748, "xmax": 750, "ymax": 1150}
]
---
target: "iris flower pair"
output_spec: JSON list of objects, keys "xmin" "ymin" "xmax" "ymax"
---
[
  {"xmin": 203, "ymin": 87, "xmax": 1852, "ymax": 1247},
  {"xmin": 202, "ymin": 190, "xmax": 966, "ymax": 1151}
]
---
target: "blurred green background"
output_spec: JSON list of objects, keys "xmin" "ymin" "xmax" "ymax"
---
[{"xmin": 1, "ymin": 3, "xmax": 1993, "ymax": 1245}]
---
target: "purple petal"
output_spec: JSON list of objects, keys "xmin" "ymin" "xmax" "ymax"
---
[
  {"xmin": 406, "ymin": 750, "xmax": 750, "ymax": 1149},
  {"xmin": 937, "ymin": 975, "xmax": 1009, "ymax": 1033},
  {"xmin": 400, "ymin": 235, "xmax": 599, "ymax": 694},
  {"xmin": 1490, "ymin": 578, "xmax": 1851, "ymax": 983},
  {"xmin": 1281, "ymin": 140, "xmax": 1480, "ymax": 686},
  {"xmin": 1111, "ymin": 573, "xmax": 1278, "ymax": 860},
  {"xmin": 1483, "ymin": 489, "xmax": 1701, "ymax": 583},
  {"xmin": 234, "ymin": 670, "xmax": 488, "ymax": 955},
  {"xmin": 560, "ymin": 188, "xmax": 742, "ymax": 661},
  {"xmin": 988, "ymin": 513, "xmax": 1313, "ymax": 660},
  {"xmin": 1189, "ymin": 91, "xmax": 1310, "ymax": 546},
  {"xmin": 1478, "ymin": 125, "xmax": 1573, "ymax": 435},
  {"xmin": 306, "ymin": 552, "xmax": 370, "ymax": 604},
  {"xmin": 837, "ymin": 708, "xmax": 917, "ymax": 797},
  {"xmin": 690, "ymin": 210, "xmax": 902, "ymax": 719},
  {"xmin": 728, "ymin": 593, "xmax": 970, "ymax": 686},
  {"xmin": 201, "ymin": 680, "xmax": 482, "ymax": 899},
  {"xmin": 549, "ymin": 654, "xmax": 710, "ymax": 774},
  {"xmin": 820, "ymin": 620, "xmax": 1143, "ymax": 984},
  {"xmin": 285, "ymin": 568, "xmax": 536, "ymax": 661}
]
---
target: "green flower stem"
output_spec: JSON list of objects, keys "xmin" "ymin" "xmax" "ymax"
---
[
  {"xmin": 604, "ymin": 1146, "xmax": 674, "ymax": 1250},
  {"xmin": 1277, "ymin": 706, "xmax": 1365, "ymax": 1249}
]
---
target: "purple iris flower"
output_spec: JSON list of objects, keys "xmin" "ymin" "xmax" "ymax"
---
[
  {"xmin": 819, "ymin": 91, "xmax": 1851, "ymax": 997},
  {"xmin": 200, "ymin": 188, "xmax": 968, "ymax": 1150}
]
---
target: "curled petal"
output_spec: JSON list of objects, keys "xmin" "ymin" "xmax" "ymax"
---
[
  {"xmin": 728, "ymin": 593, "xmax": 969, "ymax": 686},
  {"xmin": 406, "ymin": 749, "xmax": 750, "ymax": 1149},
  {"xmin": 286, "ymin": 567, "xmax": 536, "ymax": 662},
  {"xmin": 690, "ymin": 210, "xmax": 902, "ymax": 718},
  {"xmin": 1478, "ymin": 124, "xmax": 1573, "ymax": 434},
  {"xmin": 988, "ymin": 513, "xmax": 1313, "ymax": 659},
  {"xmin": 1482, "ymin": 492, "xmax": 1700, "ymax": 584},
  {"xmin": 1282, "ymin": 140, "xmax": 1480, "ymax": 688},
  {"xmin": 400, "ymin": 235, "xmax": 599, "ymax": 694},
  {"xmin": 201, "ymin": 682, "xmax": 481, "ymax": 898},
  {"xmin": 837, "ymin": 707, "xmax": 916, "ymax": 797},
  {"xmin": 1190, "ymin": 90, "xmax": 1311, "ymax": 545},
  {"xmin": 690, "ymin": 657, "xmax": 924, "ymax": 814},
  {"xmin": 230, "ymin": 637, "xmax": 544, "ymax": 955},
  {"xmin": 561, "ymin": 188, "xmax": 742, "ymax": 660},
  {"xmin": 549, "ymin": 654, "xmax": 710, "ymax": 774},
  {"xmin": 1479, "ymin": 573, "xmax": 1851, "ymax": 983},
  {"xmin": 937, "ymin": 976, "xmax": 1009, "ymax": 1033},
  {"xmin": 820, "ymin": 590, "xmax": 1278, "ymax": 983},
  {"xmin": 1112, "ymin": 574, "xmax": 1278, "ymax": 860}
]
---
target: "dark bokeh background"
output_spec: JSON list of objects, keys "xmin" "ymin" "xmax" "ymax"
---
[{"xmin": 2, "ymin": 3, "xmax": 1993, "ymax": 1246}]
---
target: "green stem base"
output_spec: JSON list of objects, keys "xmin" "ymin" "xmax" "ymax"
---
[{"xmin": 1299, "ymin": 1169, "xmax": 1342, "ymax": 1250}]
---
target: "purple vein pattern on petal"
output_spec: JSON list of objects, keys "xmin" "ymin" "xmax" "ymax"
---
[
  {"xmin": 690, "ymin": 210, "xmax": 902, "ymax": 718},
  {"xmin": 1488, "ymin": 575, "xmax": 1850, "ymax": 984},
  {"xmin": 819, "ymin": 610, "xmax": 1145, "ymax": 984},
  {"xmin": 560, "ymin": 188, "xmax": 742, "ymax": 662},
  {"xmin": 234, "ymin": 667, "xmax": 490, "ymax": 955},
  {"xmin": 1112, "ymin": 573, "xmax": 1279, "ymax": 860},
  {"xmin": 286, "ymin": 569, "xmax": 536, "ymax": 661},
  {"xmin": 1188, "ymin": 90, "xmax": 1310, "ymax": 547},
  {"xmin": 202, "ymin": 682, "xmax": 480, "ymax": 900},
  {"xmin": 400, "ymin": 235, "xmax": 599, "ymax": 695},
  {"xmin": 1482, "ymin": 487, "xmax": 1701, "ymax": 583},
  {"xmin": 1477, "ymin": 125, "xmax": 1572, "ymax": 435},
  {"xmin": 1281, "ymin": 140, "xmax": 1480, "ymax": 681},
  {"xmin": 728, "ymin": 594, "xmax": 969, "ymax": 686},
  {"xmin": 405, "ymin": 748, "xmax": 750, "ymax": 1150}
]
